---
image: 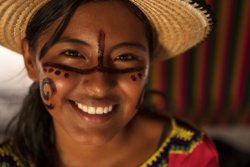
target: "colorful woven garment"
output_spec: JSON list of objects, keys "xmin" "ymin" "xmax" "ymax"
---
[
  {"xmin": 140, "ymin": 115, "xmax": 219, "ymax": 167},
  {"xmin": 0, "ymin": 115, "xmax": 219, "ymax": 167}
]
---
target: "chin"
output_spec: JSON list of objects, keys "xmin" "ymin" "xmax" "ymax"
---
[{"xmin": 68, "ymin": 125, "xmax": 120, "ymax": 146}]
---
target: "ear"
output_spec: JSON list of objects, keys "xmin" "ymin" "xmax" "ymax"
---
[{"xmin": 21, "ymin": 38, "xmax": 39, "ymax": 81}]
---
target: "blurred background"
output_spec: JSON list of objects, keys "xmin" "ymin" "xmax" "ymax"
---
[
  {"xmin": 145, "ymin": 0, "xmax": 250, "ymax": 166},
  {"xmin": 0, "ymin": 0, "xmax": 250, "ymax": 166}
]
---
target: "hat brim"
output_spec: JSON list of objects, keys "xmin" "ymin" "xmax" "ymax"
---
[{"xmin": 0, "ymin": 0, "xmax": 216, "ymax": 62}]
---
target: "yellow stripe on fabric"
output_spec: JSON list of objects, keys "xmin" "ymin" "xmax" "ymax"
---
[
  {"xmin": 0, "ymin": 139, "xmax": 24, "ymax": 167},
  {"xmin": 231, "ymin": 0, "xmax": 250, "ymax": 111},
  {"xmin": 140, "ymin": 115, "xmax": 195, "ymax": 167},
  {"xmin": 211, "ymin": 0, "xmax": 230, "ymax": 110},
  {"xmin": 169, "ymin": 140, "xmax": 203, "ymax": 155}
]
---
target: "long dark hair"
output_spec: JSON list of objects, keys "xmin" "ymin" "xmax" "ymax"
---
[{"xmin": 4, "ymin": 0, "xmax": 155, "ymax": 166}]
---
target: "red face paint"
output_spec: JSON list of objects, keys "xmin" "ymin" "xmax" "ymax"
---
[
  {"xmin": 131, "ymin": 75, "xmax": 137, "ymax": 81},
  {"xmin": 40, "ymin": 30, "xmax": 148, "ymax": 111},
  {"xmin": 42, "ymin": 62, "xmax": 146, "ymax": 74},
  {"xmin": 98, "ymin": 30, "xmax": 105, "ymax": 68},
  {"xmin": 55, "ymin": 70, "xmax": 61, "ymax": 75},
  {"xmin": 49, "ymin": 68, "xmax": 54, "ymax": 73},
  {"xmin": 138, "ymin": 73, "xmax": 143, "ymax": 79},
  {"xmin": 64, "ymin": 73, "xmax": 69, "ymax": 78},
  {"xmin": 41, "ymin": 78, "xmax": 57, "ymax": 109}
]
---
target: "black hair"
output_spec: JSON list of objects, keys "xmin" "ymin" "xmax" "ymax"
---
[{"xmin": 4, "ymin": 0, "xmax": 155, "ymax": 167}]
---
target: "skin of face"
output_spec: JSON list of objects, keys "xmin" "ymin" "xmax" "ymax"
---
[{"xmin": 22, "ymin": 0, "xmax": 150, "ymax": 148}]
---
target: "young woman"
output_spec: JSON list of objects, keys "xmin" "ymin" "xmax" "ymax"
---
[{"xmin": 0, "ymin": 0, "xmax": 218, "ymax": 167}]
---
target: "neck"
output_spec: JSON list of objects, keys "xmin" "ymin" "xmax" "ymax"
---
[{"xmin": 53, "ymin": 115, "xmax": 139, "ymax": 167}]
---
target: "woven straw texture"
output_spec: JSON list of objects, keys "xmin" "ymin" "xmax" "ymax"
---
[{"xmin": 0, "ymin": 0, "xmax": 215, "ymax": 61}]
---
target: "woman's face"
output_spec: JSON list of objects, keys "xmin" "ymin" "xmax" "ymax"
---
[{"xmin": 23, "ymin": 1, "xmax": 150, "ymax": 145}]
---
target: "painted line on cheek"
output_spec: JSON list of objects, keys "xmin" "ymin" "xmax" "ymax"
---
[
  {"xmin": 42, "ymin": 62, "xmax": 147, "ymax": 75},
  {"xmin": 43, "ymin": 103, "xmax": 54, "ymax": 110}
]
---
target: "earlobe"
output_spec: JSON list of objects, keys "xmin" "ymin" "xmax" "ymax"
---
[{"xmin": 21, "ymin": 38, "xmax": 39, "ymax": 81}]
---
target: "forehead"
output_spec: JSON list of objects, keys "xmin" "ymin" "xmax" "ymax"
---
[{"xmin": 61, "ymin": 1, "xmax": 147, "ymax": 46}]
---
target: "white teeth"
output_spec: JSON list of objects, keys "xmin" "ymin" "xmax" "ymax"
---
[
  {"xmin": 78, "ymin": 103, "xmax": 83, "ymax": 110},
  {"xmin": 96, "ymin": 107, "xmax": 104, "ymax": 114},
  {"xmin": 82, "ymin": 105, "xmax": 88, "ymax": 112},
  {"xmin": 108, "ymin": 106, "xmax": 112, "ymax": 112},
  {"xmin": 104, "ymin": 107, "xmax": 108, "ymax": 113},
  {"xmin": 76, "ymin": 102, "xmax": 115, "ymax": 114},
  {"xmin": 88, "ymin": 107, "xmax": 95, "ymax": 114}
]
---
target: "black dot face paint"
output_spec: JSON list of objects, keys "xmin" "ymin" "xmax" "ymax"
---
[
  {"xmin": 55, "ymin": 70, "xmax": 61, "ymax": 75},
  {"xmin": 64, "ymin": 73, "xmax": 69, "ymax": 78},
  {"xmin": 131, "ymin": 75, "xmax": 137, "ymax": 81},
  {"xmin": 42, "ymin": 62, "xmax": 146, "ymax": 74},
  {"xmin": 39, "ymin": 29, "xmax": 148, "ymax": 111},
  {"xmin": 49, "ymin": 68, "xmax": 54, "ymax": 73},
  {"xmin": 41, "ymin": 29, "xmax": 147, "ymax": 75},
  {"xmin": 138, "ymin": 73, "xmax": 143, "ymax": 79},
  {"xmin": 41, "ymin": 78, "xmax": 57, "ymax": 109}
]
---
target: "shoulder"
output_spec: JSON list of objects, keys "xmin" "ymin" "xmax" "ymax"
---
[
  {"xmin": 0, "ymin": 139, "xmax": 24, "ymax": 167},
  {"xmin": 167, "ymin": 116, "xmax": 220, "ymax": 167}
]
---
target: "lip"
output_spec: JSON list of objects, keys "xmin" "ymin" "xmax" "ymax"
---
[{"xmin": 69, "ymin": 100, "xmax": 118, "ymax": 124}]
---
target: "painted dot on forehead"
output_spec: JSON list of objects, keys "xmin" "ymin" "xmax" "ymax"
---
[
  {"xmin": 64, "ymin": 73, "xmax": 69, "ymax": 78},
  {"xmin": 49, "ymin": 68, "xmax": 54, "ymax": 73},
  {"xmin": 55, "ymin": 70, "xmax": 61, "ymax": 75},
  {"xmin": 131, "ymin": 75, "xmax": 137, "ymax": 81}
]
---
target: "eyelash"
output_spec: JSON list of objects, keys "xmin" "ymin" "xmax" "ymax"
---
[
  {"xmin": 114, "ymin": 54, "xmax": 137, "ymax": 61},
  {"xmin": 61, "ymin": 50, "xmax": 86, "ymax": 59},
  {"xmin": 61, "ymin": 50, "xmax": 137, "ymax": 61}
]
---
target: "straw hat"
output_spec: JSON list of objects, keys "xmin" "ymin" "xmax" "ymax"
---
[{"xmin": 0, "ymin": 0, "xmax": 216, "ymax": 62}]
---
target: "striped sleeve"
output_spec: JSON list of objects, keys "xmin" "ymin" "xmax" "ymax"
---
[{"xmin": 168, "ymin": 133, "xmax": 219, "ymax": 167}]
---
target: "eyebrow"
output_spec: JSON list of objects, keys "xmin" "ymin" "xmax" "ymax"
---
[
  {"xmin": 57, "ymin": 37, "xmax": 146, "ymax": 52},
  {"xmin": 57, "ymin": 36, "xmax": 91, "ymax": 47},
  {"xmin": 111, "ymin": 42, "xmax": 146, "ymax": 52}
]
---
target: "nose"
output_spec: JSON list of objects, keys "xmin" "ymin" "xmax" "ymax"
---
[{"xmin": 82, "ymin": 71, "xmax": 116, "ymax": 97}]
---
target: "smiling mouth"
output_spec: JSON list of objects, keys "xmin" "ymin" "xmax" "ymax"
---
[
  {"xmin": 69, "ymin": 100, "xmax": 118, "ymax": 124},
  {"xmin": 75, "ymin": 102, "xmax": 115, "ymax": 114}
]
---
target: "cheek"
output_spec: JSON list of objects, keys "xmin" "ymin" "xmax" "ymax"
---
[
  {"xmin": 40, "ymin": 67, "xmax": 79, "ymax": 110},
  {"xmin": 117, "ymin": 71, "xmax": 147, "ymax": 109}
]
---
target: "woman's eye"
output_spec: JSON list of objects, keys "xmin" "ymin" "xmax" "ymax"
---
[
  {"xmin": 62, "ymin": 50, "xmax": 85, "ymax": 58},
  {"xmin": 115, "ymin": 54, "xmax": 136, "ymax": 61}
]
